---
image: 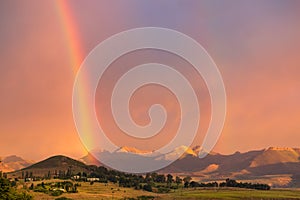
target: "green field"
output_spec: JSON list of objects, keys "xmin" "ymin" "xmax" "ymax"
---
[
  {"xmin": 166, "ymin": 188, "xmax": 300, "ymax": 199},
  {"xmin": 29, "ymin": 181, "xmax": 159, "ymax": 200},
  {"xmin": 28, "ymin": 181, "xmax": 300, "ymax": 200}
]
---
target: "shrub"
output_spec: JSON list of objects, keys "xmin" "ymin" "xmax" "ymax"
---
[
  {"xmin": 51, "ymin": 189, "xmax": 63, "ymax": 196},
  {"xmin": 137, "ymin": 196, "xmax": 155, "ymax": 200},
  {"xmin": 55, "ymin": 197, "xmax": 73, "ymax": 200},
  {"xmin": 157, "ymin": 187, "xmax": 171, "ymax": 193},
  {"xmin": 0, "ymin": 178, "xmax": 33, "ymax": 200},
  {"xmin": 142, "ymin": 184, "xmax": 153, "ymax": 192}
]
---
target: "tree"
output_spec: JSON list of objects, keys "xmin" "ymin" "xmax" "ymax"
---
[
  {"xmin": 156, "ymin": 174, "xmax": 166, "ymax": 183},
  {"xmin": 175, "ymin": 176, "xmax": 182, "ymax": 187},
  {"xmin": 143, "ymin": 183, "xmax": 152, "ymax": 192},
  {"xmin": 82, "ymin": 172, "xmax": 87, "ymax": 178},
  {"xmin": 151, "ymin": 172, "xmax": 158, "ymax": 182},
  {"xmin": 225, "ymin": 178, "xmax": 237, "ymax": 187},
  {"xmin": 65, "ymin": 184, "xmax": 70, "ymax": 192},
  {"xmin": 59, "ymin": 170, "xmax": 65, "ymax": 179},
  {"xmin": 190, "ymin": 181, "xmax": 200, "ymax": 187},
  {"xmin": 145, "ymin": 173, "xmax": 152, "ymax": 183},
  {"xmin": 166, "ymin": 174, "xmax": 173, "ymax": 187},
  {"xmin": 183, "ymin": 176, "xmax": 192, "ymax": 188},
  {"xmin": 29, "ymin": 183, "xmax": 34, "ymax": 190},
  {"xmin": 66, "ymin": 167, "xmax": 72, "ymax": 178},
  {"xmin": 107, "ymin": 175, "xmax": 116, "ymax": 183},
  {"xmin": 0, "ymin": 178, "xmax": 32, "ymax": 200},
  {"xmin": 25, "ymin": 171, "xmax": 29, "ymax": 179},
  {"xmin": 219, "ymin": 179, "xmax": 270, "ymax": 190},
  {"xmin": 0, "ymin": 178, "xmax": 10, "ymax": 197},
  {"xmin": 72, "ymin": 184, "xmax": 78, "ymax": 193}
]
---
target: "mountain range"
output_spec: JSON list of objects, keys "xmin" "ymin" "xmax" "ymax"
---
[
  {"xmin": 4, "ymin": 146, "xmax": 300, "ymax": 187},
  {"xmin": 0, "ymin": 155, "xmax": 34, "ymax": 172}
]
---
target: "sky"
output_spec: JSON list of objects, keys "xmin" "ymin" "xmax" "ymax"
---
[{"xmin": 0, "ymin": 0, "xmax": 300, "ymax": 161}]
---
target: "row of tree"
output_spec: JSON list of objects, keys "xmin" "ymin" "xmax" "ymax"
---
[
  {"xmin": 74, "ymin": 166, "xmax": 191, "ymax": 188},
  {"xmin": 188, "ymin": 179, "xmax": 270, "ymax": 190},
  {"xmin": 64, "ymin": 166, "xmax": 271, "ymax": 191},
  {"xmin": 221, "ymin": 178, "xmax": 271, "ymax": 190},
  {"xmin": 22, "ymin": 169, "xmax": 78, "ymax": 180}
]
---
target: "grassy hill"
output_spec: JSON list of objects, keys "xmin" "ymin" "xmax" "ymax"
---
[
  {"xmin": 8, "ymin": 155, "xmax": 91, "ymax": 179},
  {"xmin": 250, "ymin": 147, "xmax": 300, "ymax": 167},
  {"xmin": 25, "ymin": 155, "xmax": 87, "ymax": 170}
]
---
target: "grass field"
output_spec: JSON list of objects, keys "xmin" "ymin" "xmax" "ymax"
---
[
  {"xmin": 29, "ymin": 181, "xmax": 159, "ymax": 200},
  {"xmin": 166, "ymin": 188, "xmax": 300, "ymax": 199},
  {"xmin": 28, "ymin": 181, "xmax": 300, "ymax": 200}
]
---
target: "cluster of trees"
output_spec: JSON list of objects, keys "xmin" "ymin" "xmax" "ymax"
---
[
  {"xmin": 189, "ymin": 181, "xmax": 218, "ymax": 188},
  {"xmin": 0, "ymin": 177, "xmax": 32, "ymax": 200},
  {"xmin": 22, "ymin": 168, "xmax": 79, "ymax": 181},
  {"xmin": 30, "ymin": 181, "xmax": 79, "ymax": 196},
  {"xmin": 187, "ymin": 179, "xmax": 270, "ymax": 190},
  {"xmin": 84, "ymin": 167, "xmax": 271, "ymax": 191},
  {"xmin": 220, "ymin": 178, "xmax": 271, "ymax": 190},
  {"xmin": 70, "ymin": 166, "xmax": 188, "ymax": 192}
]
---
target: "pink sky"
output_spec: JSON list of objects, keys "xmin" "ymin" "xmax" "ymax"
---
[{"xmin": 0, "ymin": 1, "xmax": 300, "ymax": 161}]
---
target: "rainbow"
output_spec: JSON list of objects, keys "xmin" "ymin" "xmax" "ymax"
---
[
  {"xmin": 56, "ymin": 0, "xmax": 83, "ymax": 74},
  {"xmin": 55, "ymin": 1, "xmax": 94, "ymax": 150}
]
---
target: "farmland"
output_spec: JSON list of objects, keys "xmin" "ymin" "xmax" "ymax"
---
[{"xmin": 28, "ymin": 181, "xmax": 300, "ymax": 200}]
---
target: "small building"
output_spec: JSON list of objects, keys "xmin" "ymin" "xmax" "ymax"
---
[
  {"xmin": 72, "ymin": 175, "xmax": 80, "ymax": 180},
  {"xmin": 87, "ymin": 177, "xmax": 100, "ymax": 182}
]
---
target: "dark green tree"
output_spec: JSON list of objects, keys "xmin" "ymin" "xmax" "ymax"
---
[
  {"xmin": 175, "ymin": 176, "xmax": 182, "ymax": 187},
  {"xmin": 156, "ymin": 174, "xmax": 166, "ymax": 183},
  {"xmin": 183, "ymin": 176, "xmax": 192, "ymax": 188},
  {"xmin": 143, "ymin": 183, "xmax": 152, "ymax": 192},
  {"xmin": 0, "ymin": 178, "xmax": 32, "ymax": 199},
  {"xmin": 166, "ymin": 174, "xmax": 173, "ymax": 187}
]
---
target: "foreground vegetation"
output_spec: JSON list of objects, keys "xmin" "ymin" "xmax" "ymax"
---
[
  {"xmin": 1, "ymin": 177, "xmax": 300, "ymax": 199},
  {"xmin": 14, "ymin": 165, "xmax": 271, "ymax": 191},
  {"xmin": 167, "ymin": 187, "xmax": 300, "ymax": 200},
  {"xmin": 29, "ymin": 181, "xmax": 300, "ymax": 200},
  {"xmin": 1, "ymin": 165, "xmax": 299, "ymax": 199},
  {"xmin": 0, "ymin": 177, "xmax": 32, "ymax": 200}
]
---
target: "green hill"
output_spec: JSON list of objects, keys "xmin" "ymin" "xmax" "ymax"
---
[{"xmin": 8, "ymin": 155, "xmax": 91, "ymax": 179}]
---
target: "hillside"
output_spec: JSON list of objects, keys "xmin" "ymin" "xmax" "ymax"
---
[
  {"xmin": 8, "ymin": 155, "xmax": 91, "ymax": 179},
  {"xmin": 250, "ymin": 147, "xmax": 300, "ymax": 167},
  {"xmin": 0, "ymin": 155, "xmax": 34, "ymax": 172},
  {"xmin": 80, "ymin": 152, "xmax": 102, "ymax": 166},
  {"xmin": 160, "ymin": 147, "xmax": 300, "ymax": 187},
  {"xmin": 25, "ymin": 155, "xmax": 87, "ymax": 170}
]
